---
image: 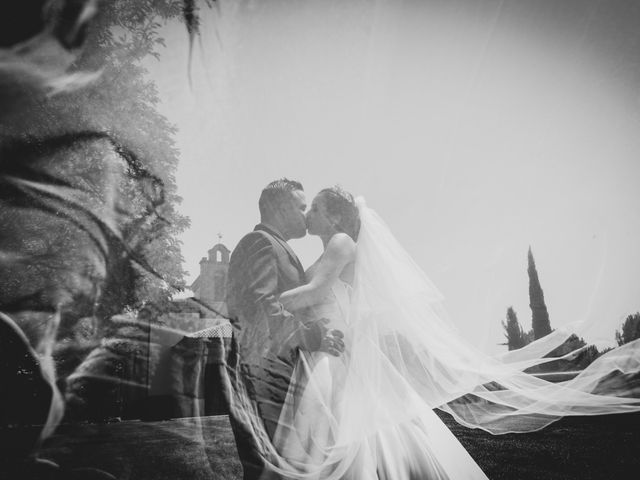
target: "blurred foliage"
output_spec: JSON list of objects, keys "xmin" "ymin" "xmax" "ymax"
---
[
  {"xmin": 64, "ymin": 313, "xmax": 161, "ymax": 422},
  {"xmin": 45, "ymin": 1, "xmax": 211, "ymax": 420},
  {"xmin": 64, "ymin": 0, "xmax": 191, "ymax": 309}
]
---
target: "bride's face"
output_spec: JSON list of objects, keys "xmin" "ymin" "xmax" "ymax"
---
[{"xmin": 306, "ymin": 194, "xmax": 336, "ymax": 237}]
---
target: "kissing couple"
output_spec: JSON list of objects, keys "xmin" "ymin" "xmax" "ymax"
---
[
  {"xmin": 224, "ymin": 179, "xmax": 640, "ymax": 480},
  {"xmin": 224, "ymin": 178, "xmax": 487, "ymax": 480}
]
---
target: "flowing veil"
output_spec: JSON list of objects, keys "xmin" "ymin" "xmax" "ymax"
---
[
  {"xmin": 229, "ymin": 197, "xmax": 640, "ymax": 479},
  {"xmin": 350, "ymin": 197, "xmax": 640, "ymax": 435}
]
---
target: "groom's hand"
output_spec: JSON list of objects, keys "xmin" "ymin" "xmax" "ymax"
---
[{"xmin": 320, "ymin": 326, "xmax": 345, "ymax": 357}]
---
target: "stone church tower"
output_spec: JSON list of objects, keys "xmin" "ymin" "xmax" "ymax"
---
[{"xmin": 190, "ymin": 242, "xmax": 230, "ymax": 317}]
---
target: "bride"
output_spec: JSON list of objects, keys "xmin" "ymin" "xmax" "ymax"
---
[
  {"xmin": 243, "ymin": 186, "xmax": 640, "ymax": 480},
  {"xmin": 270, "ymin": 186, "xmax": 489, "ymax": 479}
]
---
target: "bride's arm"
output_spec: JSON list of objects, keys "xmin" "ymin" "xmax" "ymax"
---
[{"xmin": 280, "ymin": 233, "xmax": 355, "ymax": 311}]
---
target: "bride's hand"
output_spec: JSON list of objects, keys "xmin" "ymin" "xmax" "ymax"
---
[{"xmin": 320, "ymin": 325, "xmax": 345, "ymax": 356}]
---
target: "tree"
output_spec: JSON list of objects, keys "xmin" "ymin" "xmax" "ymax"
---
[
  {"xmin": 501, "ymin": 307, "xmax": 529, "ymax": 350},
  {"xmin": 528, "ymin": 247, "xmax": 552, "ymax": 340},
  {"xmin": 523, "ymin": 333, "xmax": 592, "ymax": 374},
  {"xmin": 41, "ymin": 1, "xmax": 192, "ymax": 313},
  {"xmin": 0, "ymin": 0, "xmax": 211, "ymax": 455},
  {"xmin": 36, "ymin": 1, "xmax": 199, "ymax": 421},
  {"xmin": 616, "ymin": 313, "xmax": 640, "ymax": 346}
]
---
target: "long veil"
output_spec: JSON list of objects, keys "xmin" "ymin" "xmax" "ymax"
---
[
  {"xmin": 350, "ymin": 197, "xmax": 640, "ymax": 435},
  {"xmin": 229, "ymin": 197, "xmax": 640, "ymax": 479}
]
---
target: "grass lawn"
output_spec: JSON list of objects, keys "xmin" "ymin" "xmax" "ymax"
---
[
  {"xmin": 450, "ymin": 412, "xmax": 640, "ymax": 479},
  {"xmin": 39, "ymin": 412, "xmax": 640, "ymax": 479}
]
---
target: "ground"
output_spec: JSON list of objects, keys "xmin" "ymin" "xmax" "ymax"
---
[{"xmin": 38, "ymin": 412, "xmax": 640, "ymax": 479}]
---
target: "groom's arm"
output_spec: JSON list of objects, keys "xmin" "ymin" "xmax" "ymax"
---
[{"xmin": 231, "ymin": 233, "xmax": 323, "ymax": 352}]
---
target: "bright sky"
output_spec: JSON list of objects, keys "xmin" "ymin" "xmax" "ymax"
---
[{"xmin": 145, "ymin": 0, "xmax": 640, "ymax": 353}]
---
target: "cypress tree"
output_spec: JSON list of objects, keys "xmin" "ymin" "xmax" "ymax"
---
[
  {"xmin": 528, "ymin": 247, "xmax": 552, "ymax": 340},
  {"xmin": 502, "ymin": 306, "xmax": 527, "ymax": 350},
  {"xmin": 615, "ymin": 313, "xmax": 640, "ymax": 346}
]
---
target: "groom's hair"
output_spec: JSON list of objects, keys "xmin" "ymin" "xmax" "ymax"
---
[{"xmin": 259, "ymin": 178, "xmax": 304, "ymax": 218}]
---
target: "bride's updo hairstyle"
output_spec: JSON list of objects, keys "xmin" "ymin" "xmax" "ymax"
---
[{"xmin": 318, "ymin": 186, "xmax": 361, "ymax": 241}]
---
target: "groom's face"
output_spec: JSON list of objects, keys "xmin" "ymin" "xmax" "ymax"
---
[{"xmin": 280, "ymin": 189, "xmax": 307, "ymax": 240}]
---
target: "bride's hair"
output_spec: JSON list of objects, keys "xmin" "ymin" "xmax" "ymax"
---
[{"xmin": 318, "ymin": 186, "xmax": 360, "ymax": 241}]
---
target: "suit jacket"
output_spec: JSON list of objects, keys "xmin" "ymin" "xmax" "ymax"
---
[
  {"xmin": 226, "ymin": 224, "xmax": 315, "ymax": 365},
  {"xmin": 225, "ymin": 224, "xmax": 322, "ymax": 480}
]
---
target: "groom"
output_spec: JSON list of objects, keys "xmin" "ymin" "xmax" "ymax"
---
[{"xmin": 225, "ymin": 178, "xmax": 344, "ymax": 480}]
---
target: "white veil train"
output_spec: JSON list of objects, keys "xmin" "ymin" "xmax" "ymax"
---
[
  {"xmin": 231, "ymin": 197, "xmax": 640, "ymax": 479},
  {"xmin": 350, "ymin": 197, "xmax": 640, "ymax": 435}
]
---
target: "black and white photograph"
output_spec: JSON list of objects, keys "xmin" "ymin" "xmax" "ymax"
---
[{"xmin": 1, "ymin": 1, "xmax": 640, "ymax": 479}]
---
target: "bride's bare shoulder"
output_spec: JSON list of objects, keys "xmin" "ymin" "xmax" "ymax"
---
[{"xmin": 306, "ymin": 233, "xmax": 356, "ymax": 278}]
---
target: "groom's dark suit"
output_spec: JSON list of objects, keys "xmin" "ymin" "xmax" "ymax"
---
[{"xmin": 225, "ymin": 223, "xmax": 323, "ymax": 480}]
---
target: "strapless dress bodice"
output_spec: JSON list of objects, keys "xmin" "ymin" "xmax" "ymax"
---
[{"xmin": 308, "ymin": 280, "xmax": 351, "ymax": 331}]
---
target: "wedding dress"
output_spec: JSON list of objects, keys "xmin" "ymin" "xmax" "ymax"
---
[
  {"xmin": 271, "ymin": 262, "xmax": 489, "ymax": 479},
  {"xmin": 237, "ymin": 197, "xmax": 640, "ymax": 480}
]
